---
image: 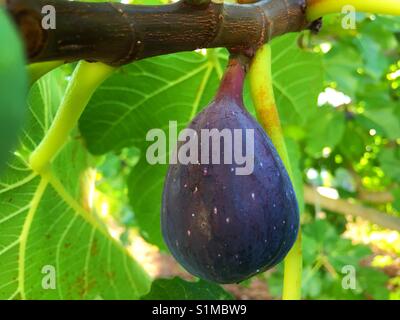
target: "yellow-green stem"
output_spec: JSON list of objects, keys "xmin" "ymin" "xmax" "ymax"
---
[
  {"xmin": 29, "ymin": 61, "xmax": 115, "ymax": 173},
  {"xmin": 249, "ymin": 44, "xmax": 302, "ymax": 300},
  {"xmin": 307, "ymin": 0, "xmax": 400, "ymax": 21},
  {"xmin": 27, "ymin": 61, "xmax": 64, "ymax": 86}
]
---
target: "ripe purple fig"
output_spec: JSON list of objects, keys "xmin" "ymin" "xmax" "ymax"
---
[{"xmin": 161, "ymin": 56, "xmax": 299, "ymax": 284}]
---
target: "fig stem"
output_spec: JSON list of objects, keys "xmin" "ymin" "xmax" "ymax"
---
[
  {"xmin": 249, "ymin": 44, "xmax": 303, "ymax": 300},
  {"xmin": 307, "ymin": 0, "xmax": 400, "ymax": 21},
  {"xmin": 214, "ymin": 55, "xmax": 248, "ymax": 105},
  {"xmin": 28, "ymin": 61, "xmax": 115, "ymax": 174}
]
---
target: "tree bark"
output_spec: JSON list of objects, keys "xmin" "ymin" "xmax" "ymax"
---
[{"xmin": 5, "ymin": 0, "xmax": 312, "ymax": 66}]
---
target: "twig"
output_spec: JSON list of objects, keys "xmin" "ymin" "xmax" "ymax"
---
[{"xmin": 304, "ymin": 185, "xmax": 400, "ymax": 231}]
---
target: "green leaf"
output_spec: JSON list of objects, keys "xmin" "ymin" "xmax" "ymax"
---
[
  {"xmin": 142, "ymin": 277, "xmax": 233, "ymax": 300},
  {"xmin": 0, "ymin": 9, "xmax": 28, "ymax": 171},
  {"xmin": 303, "ymin": 219, "xmax": 339, "ymax": 245},
  {"xmin": 359, "ymin": 17, "xmax": 399, "ymax": 50},
  {"xmin": 379, "ymin": 148, "xmax": 400, "ymax": 183},
  {"xmin": 325, "ymin": 267, "xmax": 389, "ymax": 300},
  {"xmin": 338, "ymin": 124, "xmax": 367, "ymax": 162},
  {"xmin": 305, "ymin": 106, "xmax": 346, "ymax": 157},
  {"xmin": 354, "ymin": 35, "xmax": 390, "ymax": 79},
  {"xmin": 392, "ymin": 188, "xmax": 400, "ymax": 212},
  {"xmin": 294, "ymin": 220, "xmax": 387, "ymax": 299},
  {"xmin": 271, "ymin": 34, "xmax": 323, "ymax": 124},
  {"xmin": 0, "ymin": 70, "xmax": 150, "ymax": 299},
  {"xmin": 356, "ymin": 268, "xmax": 389, "ymax": 300},
  {"xmin": 301, "ymin": 235, "xmax": 319, "ymax": 265},
  {"xmin": 80, "ymin": 52, "xmax": 221, "ymax": 155},
  {"xmin": 323, "ymin": 42, "xmax": 362, "ymax": 97},
  {"xmin": 363, "ymin": 107, "xmax": 400, "ymax": 140},
  {"xmin": 303, "ymin": 269, "xmax": 323, "ymax": 298}
]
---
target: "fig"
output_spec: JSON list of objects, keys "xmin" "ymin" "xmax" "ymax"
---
[{"xmin": 161, "ymin": 56, "xmax": 299, "ymax": 284}]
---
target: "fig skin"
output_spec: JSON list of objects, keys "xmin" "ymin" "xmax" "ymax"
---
[{"xmin": 161, "ymin": 57, "xmax": 299, "ymax": 284}]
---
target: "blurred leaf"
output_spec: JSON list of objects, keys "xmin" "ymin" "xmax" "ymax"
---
[
  {"xmin": 305, "ymin": 106, "xmax": 346, "ymax": 157},
  {"xmin": 271, "ymin": 34, "xmax": 323, "ymax": 124},
  {"xmin": 301, "ymin": 235, "xmax": 320, "ymax": 264},
  {"xmin": 304, "ymin": 270, "xmax": 323, "ymax": 298},
  {"xmin": 363, "ymin": 108, "xmax": 400, "ymax": 140},
  {"xmin": 323, "ymin": 43, "xmax": 362, "ymax": 96},
  {"xmin": 392, "ymin": 188, "xmax": 400, "ymax": 212},
  {"xmin": 354, "ymin": 35, "xmax": 390, "ymax": 79},
  {"xmin": 268, "ymin": 219, "xmax": 389, "ymax": 300},
  {"xmin": 357, "ymin": 81, "xmax": 392, "ymax": 110},
  {"xmin": 355, "ymin": 267, "xmax": 389, "ymax": 300},
  {"xmin": 0, "ymin": 9, "xmax": 27, "ymax": 171},
  {"xmin": 379, "ymin": 148, "xmax": 400, "ymax": 183},
  {"xmin": 303, "ymin": 219, "xmax": 339, "ymax": 245}
]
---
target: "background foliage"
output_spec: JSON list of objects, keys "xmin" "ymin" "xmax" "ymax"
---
[{"xmin": 0, "ymin": 1, "xmax": 399, "ymax": 300}]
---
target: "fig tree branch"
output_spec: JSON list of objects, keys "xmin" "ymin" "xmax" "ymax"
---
[
  {"xmin": 5, "ymin": 0, "xmax": 311, "ymax": 66},
  {"xmin": 358, "ymin": 190, "xmax": 394, "ymax": 204},
  {"xmin": 304, "ymin": 185, "xmax": 400, "ymax": 232}
]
